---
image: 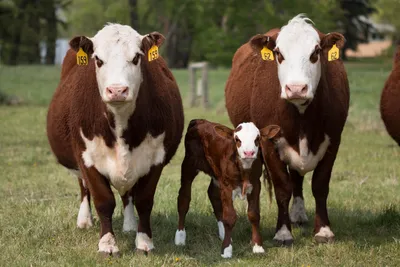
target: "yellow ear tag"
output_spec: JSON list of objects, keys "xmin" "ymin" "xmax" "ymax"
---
[
  {"xmin": 76, "ymin": 48, "xmax": 88, "ymax": 65},
  {"xmin": 328, "ymin": 44, "xmax": 339, "ymax": 61},
  {"xmin": 148, "ymin": 45, "xmax": 159, "ymax": 62},
  {"xmin": 261, "ymin": 46, "xmax": 274, "ymax": 61}
]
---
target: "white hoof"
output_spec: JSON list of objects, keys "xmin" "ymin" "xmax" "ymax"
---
[
  {"xmin": 221, "ymin": 244, "xmax": 232, "ymax": 258},
  {"xmin": 315, "ymin": 226, "xmax": 335, "ymax": 243},
  {"xmin": 174, "ymin": 229, "xmax": 186, "ymax": 246},
  {"xmin": 252, "ymin": 244, "xmax": 265, "ymax": 253},
  {"xmin": 122, "ymin": 197, "xmax": 137, "ymax": 232},
  {"xmin": 273, "ymin": 225, "xmax": 294, "ymax": 245},
  {"xmin": 217, "ymin": 221, "xmax": 225, "ymax": 240},
  {"xmin": 77, "ymin": 196, "xmax": 93, "ymax": 229},
  {"xmin": 98, "ymin": 233, "xmax": 119, "ymax": 254},
  {"xmin": 290, "ymin": 197, "xmax": 308, "ymax": 224},
  {"xmin": 135, "ymin": 232, "xmax": 155, "ymax": 251}
]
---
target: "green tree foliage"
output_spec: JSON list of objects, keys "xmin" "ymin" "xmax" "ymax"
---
[{"xmin": 374, "ymin": 0, "xmax": 400, "ymax": 38}]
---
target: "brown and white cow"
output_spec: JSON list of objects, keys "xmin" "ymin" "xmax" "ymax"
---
[
  {"xmin": 46, "ymin": 23, "xmax": 184, "ymax": 256},
  {"xmin": 381, "ymin": 40, "xmax": 400, "ymax": 145},
  {"xmin": 225, "ymin": 14, "xmax": 350, "ymax": 244},
  {"xmin": 174, "ymin": 119, "xmax": 280, "ymax": 257}
]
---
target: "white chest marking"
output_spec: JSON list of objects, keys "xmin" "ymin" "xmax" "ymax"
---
[
  {"xmin": 81, "ymin": 130, "xmax": 166, "ymax": 195},
  {"xmin": 276, "ymin": 134, "xmax": 330, "ymax": 176}
]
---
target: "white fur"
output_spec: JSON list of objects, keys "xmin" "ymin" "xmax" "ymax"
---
[
  {"xmin": 174, "ymin": 229, "xmax": 186, "ymax": 245},
  {"xmin": 276, "ymin": 134, "xmax": 330, "ymax": 176},
  {"xmin": 98, "ymin": 232, "xmax": 119, "ymax": 254},
  {"xmin": 77, "ymin": 196, "xmax": 93, "ymax": 229},
  {"xmin": 273, "ymin": 225, "xmax": 293, "ymax": 241},
  {"xmin": 252, "ymin": 244, "xmax": 265, "ymax": 253},
  {"xmin": 290, "ymin": 196, "xmax": 308, "ymax": 223},
  {"xmin": 123, "ymin": 196, "xmax": 137, "ymax": 232},
  {"xmin": 275, "ymin": 14, "xmax": 322, "ymax": 111},
  {"xmin": 218, "ymin": 221, "xmax": 225, "ymax": 240},
  {"xmin": 315, "ymin": 226, "xmax": 334, "ymax": 239},
  {"xmin": 89, "ymin": 24, "xmax": 144, "ymax": 105},
  {"xmin": 234, "ymin": 122, "xmax": 260, "ymax": 164},
  {"xmin": 81, "ymin": 130, "xmax": 166, "ymax": 195},
  {"xmin": 135, "ymin": 232, "xmax": 155, "ymax": 251},
  {"xmin": 221, "ymin": 244, "xmax": 233, "ymax": 258},
  {"xmin": 232, "ymin": 186, "xmax": 242, "ymax": 200}
]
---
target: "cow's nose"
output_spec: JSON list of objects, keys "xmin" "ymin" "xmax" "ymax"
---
[
  {"xmin": 285, "ymin": 84, "xmax": 308, "ymax": 99},
  {"xmin": 243, "ymin": 150, "xmax": 255, "ymax": 157},
  {"xmin": 106, "ymin": 85, "xmax": 129, "ymax": 101}
]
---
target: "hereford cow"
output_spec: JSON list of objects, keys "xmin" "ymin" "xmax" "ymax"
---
[
  {"xmin": 174, "ymin": 119, "xmax": 280, "ymax": 257},
  {"xmin": 46, "ymin": 23, "xmax": 184, "ymax": 256},
  {"xmin": 380, "ymin": 40, "xmax": 400, "ymax": 145},
  {"xmin": 225, "ymin": 14, "xmax": 350, "ymax": 244}
]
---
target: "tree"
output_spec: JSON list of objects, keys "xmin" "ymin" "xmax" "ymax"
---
[{"xmin": 374, "ymin": 0, "xmax": 400, "ymax": 39}]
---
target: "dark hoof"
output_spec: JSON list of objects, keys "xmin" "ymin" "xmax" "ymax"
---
[
  {"xmin": 314, "ymin": 235, "xmax": 334, "ymax": 244},
  {"xmin": 273, "ymin": 238, "xmax": 294, "ymax": 247}
]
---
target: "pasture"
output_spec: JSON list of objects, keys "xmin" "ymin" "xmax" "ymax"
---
[{"xmin": 0, "ymin": 59, "xmax": 400, "ymax": 266}]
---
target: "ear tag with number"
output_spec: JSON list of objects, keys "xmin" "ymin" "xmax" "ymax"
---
[
  {"xmin": 76, "ymin": 47, "xmax": 88, "ymax": 65},
  {"xmin": 148, "ymin": 45, "xmax": 159, "ymax": 61},
  {"xmin": 328, "ymin": 44, "xmax": 339, "ymax": 61},
  {"xmin": 261, "ymin": 46, "xmax": 274, "ymax": 61}
]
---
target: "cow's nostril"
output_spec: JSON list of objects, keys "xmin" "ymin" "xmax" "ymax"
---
[
  {"xmin": 122, "ymin": 87, "xmax": 128, "ymax": 95},
  {"xmin": 107, "ymin": 88, "xmax": 113, "ymax": 95},
  {"xmin": 301, "ymin": 85, "xmax": 308, "ymax": 93},
  {"xmin": 285, "ymin": 85, "xmax": 292, "ymax": 92}
]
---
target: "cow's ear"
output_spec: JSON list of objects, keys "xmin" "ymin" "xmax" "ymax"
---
[
  {"xmin": 260, "ymin": 125, "xmax": 281, "ymax": 141},
  {"xmin": 320, "ymin": 32, "xmax": 345, "ymax": 50},
  {"xmin": 69, "ymin": 36, "xmax": 94, "ymax": 55},
  {"xmin": 214, "ymin": 124, "xmax": 233, "ymax": 139},
  {"xmin": 142, "ymin": 32, "xmax": 165, "ymax": 52},
  {"xmin": 250, "ymin": 33, "xmax": 277, "ymax": 52}
]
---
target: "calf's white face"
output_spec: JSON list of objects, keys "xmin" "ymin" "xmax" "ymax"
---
[
  {"xmin": 275, "ymin": 15, "xmax": 321, "ymax": 109},
  {"xmin": 234, "ymin": 123, "xmax": 260, "ymax": 160}
]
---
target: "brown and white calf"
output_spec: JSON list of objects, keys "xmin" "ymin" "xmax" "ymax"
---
[
  {"xmin": 225, "ymin": 15, "xmax": 350, "ymax": 244},
  {"xmin": 174, "ymin": 119, "xmax": 280, "ymax": 258},
  {"xmin": 46, "ymin": 24, "xmax": 184, "ymax": 256}
]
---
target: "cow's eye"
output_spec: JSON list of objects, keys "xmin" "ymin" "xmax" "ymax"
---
[
  {"xmin": 95, "ymin": 55, "xmax": 104, "ymax": 67},
  {"xmin": 132, "ymin": 53, "xmax": 140, "ymax": 65},
  {"xmin": 274, "ymin": 48, "xmax": 284, "ymax": 63},
  {"xmin": 310, "ymin": 46, "xmax": 320, "ymax": 63}
]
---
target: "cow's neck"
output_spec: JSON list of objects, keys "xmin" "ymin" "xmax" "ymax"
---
[{"xmin": 106, "ymin": 99, "xmax": 137, "ymax": 138}]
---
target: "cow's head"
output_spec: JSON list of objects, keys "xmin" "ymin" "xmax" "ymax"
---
[
  {"xmin": 69, "ymin": 23, "xmax": 164, "ymax": 106},
  {"xmin": 250, "ymin": 14, "xmax": 345, "ymax": 112}
]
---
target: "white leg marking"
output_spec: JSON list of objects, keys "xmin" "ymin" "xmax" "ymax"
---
[
  {"xmin": 315, "ymin": 226, "xmax": 335, "ymax": 239},
  {"xmin": 123, "ymin": 196, "xmax": 137, "ymax": 232},
  {"xmin": 221, "ymin": 244, "xmax": 233, "ymax": 258},
  {"xmin": 273, "ymin": 225, "xmax": 293, "ymax": 241},
  {"xmin": 77, "ymin": 196, "xmax": 93, "ymax": 229},
  {"xmin": 290, "ymin": 197, "xmax": 308, "ymax": 223},
  {"xmin": 217, "ymin": 221, "xmax": 225, "ymax": 240},
  {"xmin": 135, "ymin": 232, "xmax": 155, "ymax": 251},
  {"xmin": 98, "ymin": 232, "xmax": 119, "ymax": 254},
  {"xmin": 252, "ymin": 243, "xmax": 265, "ymax": 254},
  {"xmin": 232, "ymin": 187, "xmax": 242, "ymax": 200},
  {"xmin": 174, "ymin": 229, "xmax": 186, "ymax": 246}
]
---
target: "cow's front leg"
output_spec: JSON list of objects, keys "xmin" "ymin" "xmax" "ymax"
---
[
  {"xmin": 247, "ymin": 177, "xmax": 264, "ymax": 253},
  {"xmin": 80, "ymin": 164, "xmax": 119, "ymax": 257},
  {"xmin": 133, "ymin": 165, "xmax": 163, "ymax": 253},
  {"xmin": 312, "ymin": 142, "xmax": 339, "ymax": 243},
  {"xmin": 220, "ymin": 185, "xmax": 237, "ymax": 258},
  {"xmin": 289, "ymin": 169, "xmax": 308, "ymax": 225},
  {"xmin": 121, "ymin": 189, "xmax": 137, "ymax": 232}
]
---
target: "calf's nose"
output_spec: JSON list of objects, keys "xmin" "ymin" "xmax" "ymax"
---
[
  {"xmin": 106, "ymin": 85, "xmax": 129, "ymax": 101},
  {"xmin": 285, "ymin": 84, "xmax": 308, "ymax": 99},
  {"xmin": 243, "ymin": 150, "xmax": 255, "ymax": 157}
]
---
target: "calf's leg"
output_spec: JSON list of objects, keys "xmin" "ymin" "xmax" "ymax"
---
[
  {"xmin": 247, "ymin": 177, "xmax": 264, "ymax": 253},
  {"xmin": 77, "ymin": 177, "xmax": 94, "ymax": 229},
  {"xmin": 220, "ymin": 186, "xmax": 237, "ymax": 258},
  {"xmin": 289, "ymin": 169, "xmax": 308, "ymax": 225},
  {"xmin": 175, "ymin": 156, "xmax": 199, "ymax": 245},
  {"xmin": 207, "ymin": 179, "xmax": 224, "ymax": 240}
]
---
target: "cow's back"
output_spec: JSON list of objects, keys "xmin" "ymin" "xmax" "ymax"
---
[{"xmin": 380, "ymin": 44, "xmax": 400, "ymax": 145}]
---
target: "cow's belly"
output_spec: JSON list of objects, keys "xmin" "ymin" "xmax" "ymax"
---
[
  {"xmin": 276, "ymin": 134, "xmax": 330, "ymax": 176},
  {"xmin": 80, "ymin": 131, "xmax": 166, "ymax": 195}
]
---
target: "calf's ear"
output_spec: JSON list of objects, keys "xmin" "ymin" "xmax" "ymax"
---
[
  {"xmin": 214, "ymin": 124, "xmax": 233, "ymax": 139},
  {"xmin": 69, "ymin": 36, "xmax": 94, "ymax": 56},
  {"xmin": 260, "ymin": 125, "xmax": 281, "ymax": 141}
]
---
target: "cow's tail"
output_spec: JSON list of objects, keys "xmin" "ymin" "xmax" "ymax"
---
[{"xmin": 263, "ymin": 166, "xmax": 273, "ymax": 204}]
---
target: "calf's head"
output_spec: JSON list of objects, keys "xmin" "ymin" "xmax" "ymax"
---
[
  {"xmin": 250, "ymin": 14, "xmax": 345, "ymax": 112},
  {"xmin": 69, "ymin": 23, "xmax": 164, "ymax": 105}
]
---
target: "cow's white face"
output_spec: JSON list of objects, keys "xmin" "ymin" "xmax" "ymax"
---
[
  {"xmin": 274, "ymin": 15, "xmax": 321, "ymax": 111},
  {"xmin": 234, "ymin": 122, "xmax": 260, "ymax": 160},
  {"xmin": 91, "ymin": 24, "xmax": 144, "ymax": 105}
]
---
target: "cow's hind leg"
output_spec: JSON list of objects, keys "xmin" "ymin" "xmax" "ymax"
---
[
  {"xmin": 207, "ymin": 179, "xmax": 224, "ymax": 240},
  {"xmin": 121, "ymin": 189, "xmax": 137, "ymax": 232},
  {"xmin": 289, "ymin": 169, "xmax": 308, "ymax": 225},
  {"xmin": 76, "ymin": 175, "xmax": 94, "ymax": 229},
  {"xmin": 175, "ymin": 157, "xmax": 199, "ymax": 246},
  {"xmin": 133, "ymin": 165, "xmax": 163, "ymax": 253}
]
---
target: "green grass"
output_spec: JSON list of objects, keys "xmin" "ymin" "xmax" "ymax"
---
[{"xmin": 1, "ymin": 60, "xmax": 400, "ymax": 267}]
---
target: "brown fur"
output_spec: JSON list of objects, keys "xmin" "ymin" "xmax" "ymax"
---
[
  {"xmin": 380, "ymin": 43, "xmax": 400, "ymax": 145},
  {"xmin": 225, "ymin": 27, "xmax": 349, "ymax": 243},
  {"xmin": 46, "ymin": 33, "xmax": 184, "ymax": 254}
]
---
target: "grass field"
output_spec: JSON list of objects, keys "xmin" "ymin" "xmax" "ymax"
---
[{"xmin": 1, "ymin": 59, "xmax": 400, "ymax": 267}]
